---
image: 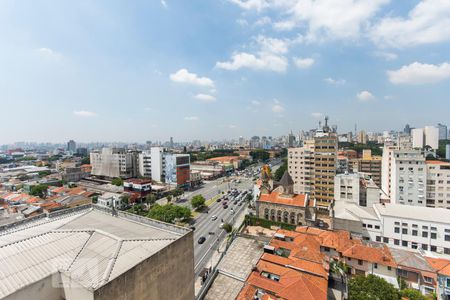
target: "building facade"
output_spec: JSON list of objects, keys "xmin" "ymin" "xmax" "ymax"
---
[
  {"xmin": 90, "ymin": 148, "xmax": 138, "ymax": 178},
  {"xmin": 426, "ymin": 161, "xmax": 450, "ymax": 209},
  {"xmin": 287, "ymin": 140, "xmax": 314, "ymax": 195}
]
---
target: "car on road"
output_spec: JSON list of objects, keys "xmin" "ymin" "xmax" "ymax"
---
[
  {"xmin": 211, "ymin": 215, "xmax": 217, "ymax": 221},
  {"xmin": 216, "ymin": 198, "xmax": 221, "ymax": 202},
  {"xmin": 219, "ymin": 223, "xmax": 224, "ymax": 228},
  {"xmin": 223, "ymin": 205, "xmax": 228, "ymax": 209},
  {"xmin": 189, "ymin": 226, "xmax": 196, "ymax": 231},
  {"xmin": 233, "ymin": 201, "xmax": 238, "ymax": 205},
  {"xmin": 198, "ymin": 236, "xmax": 206, "ymax": 244}
]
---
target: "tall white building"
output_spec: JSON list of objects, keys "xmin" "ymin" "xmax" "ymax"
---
[
  {"xmin": 138, "ymin": 150, "xmax": 152, "ymax": 178},
  {"xmin": 288, "ymin": 140, "xmax": 314, "ymax": 195},
  {"xmin": 334, "ymin": 172, "xmax": 381, "ymax": 207},
  {"xmin": 389, "ymin": 149, "xmax": 426, "ymax": 206},
  {"xmin": 381, "ymin": 145, "xmax": 399, "ymax": 197},
  {"xmin": 438, "ymin": 123, "xmax": 448, "ymax": 141},
  {"xmin": 150, "ymin": 147, "xmax": 165, "ymax": 182},
  {"xmin": 412, "ymin": 126, "xmax": 439, "ymax": 150}
]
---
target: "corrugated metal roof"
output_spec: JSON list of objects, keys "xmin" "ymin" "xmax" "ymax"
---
[{"xmin": 0, "ymin": 206, "xmax": 186, "ymax": 298}]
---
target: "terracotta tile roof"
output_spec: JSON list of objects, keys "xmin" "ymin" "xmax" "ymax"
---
[
  {"xmin": 207, "ymin": 156, "xmax": 241, "ymax": 163},
  {"xmin": 426, "ymin": 160, "xmax": 450, "ymax": 165},
  {"xmin": 50, "ymin": 186, "xmax": 67, "ymax": 194},
  {"xmin": 342, "ymin": 244, "xmax": 396, "ymax": 268},
  {"xmin": 259, "ymin": 191, "xmax": 307, "ymax": 207},
  {"xmin": 67, "ymin": 187, "xmax": 87, "ymax": 195},
  {"xmin": 425, "ymin": 257, "xmax": 450, "ymax": 276}
]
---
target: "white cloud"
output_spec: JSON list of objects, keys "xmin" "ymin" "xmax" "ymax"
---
[
  {"xmin": 160, "ymin": 0, "xmax": 168, "ymax": 8},
  {"xmin": 230, "ymin": 0, "xmax": 268, "ymax": 11},
  {"xmin": 216, "ymin": 52, "xmax": 287, "ymax": 72},
  {"xmin": 254, "ymin": 16, "xmax": 271, "ymax": 26},
  {"xmin": 251, "ymin": 100, "xmax": 261, "ymax": 105},
  {"xmin": 273, "ymin": 20, "xmax": 296, "ymax": 31},
  {"xmin": 256, "ymin": 35, "xmax": 289, "ymax": 54},
  {"xmin": 373, "ymin": 51, "xmax": 398, "ymax": 61},
  {"xmin": 194, "ymin": 93, "xmax": 217, "ymax": 102},
  {"xmin": 356, "ymin": 90, "xmax": 375, "ymax": 102},
  {"xmin": 370, "ymin": 0, "xmax": 450, "ymax": 48},
  {"xmin": 236, "ymin": 19, "xmax": 248, "ymax": 27},
  {"xmin": 73, "ymin": 110, "xmax": 97, "ymax": 117},
  {"xmin": 272, "ymin": 104, "xmax": 284, "ymax": 113},
  {"xmin": 311, "ymin": 112, "xmax": 323, "ymax": 118},
  {"xmin": 293, "ymin": 57, "xmax": 315, "ymax": 69},
  {"xmin": 387, "ymin": 62, "xmax": 450, "ymax": 85},
  {"xmin": 36, "ymin": 48, "xmax": 62, "ymax": 61},
  {"xmin": 170, "ymin": 69, "xmax": 214, "ymax": 87},
  {"xmin": 184, "ymin": 116, "xmax": 199, "ymax": 121},
  {"xmin": 324, "ymin": 77, "xmax": 346, "ymax": 85}
]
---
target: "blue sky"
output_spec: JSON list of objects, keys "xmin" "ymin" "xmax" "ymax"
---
[{"xmin": 1, "ymin": 0, "xmax": 449, "ymax": 143}]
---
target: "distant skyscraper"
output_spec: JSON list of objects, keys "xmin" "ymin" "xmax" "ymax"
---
[
  {"xmin": 169, "ymin": 137, "xmax": 174, "ymax": 149},
  {"xmin": 67, "ymin": 140, "xmax": 76, "ymax": 153},
  {"xmin": 404, "ymin": 124, "xmax": 411, "ymax": 135},
  {"xmin": 437, "ymin": 123, "xmax": 448, "ymax": 140}
]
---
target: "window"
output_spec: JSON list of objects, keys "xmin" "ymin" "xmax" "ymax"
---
[
  {"xmin": 394, "ymin": 239, "xmax": 400, "ymax": 245},
  {"xmin": 368, "ymin": 224, "xmax": 373, "ymax": 228},
  {"xmin": 411, "ymin": 242, "xmax": 418, "ymax": 249},
  {"xmin": 362, "ymin": 223, "xmax": 367, "ymax": 228},
  {"xmin": 445, "ymin": 248, "xmax": 450, "ymax": 255},
  {"xmin": 374, "ymin": 263, "xmax": 378, "ymax": 269},
  {"xmin": 388, "ymin": 266, "xmax": 392, "ymax": 271},
  {"xmin": 431, "ymin": 245, "xmax": 437, "ymax": 252},
  {"xmin": 375, "ymin": 225, "xmax": 380, "ymax": 229},
  {"xmin": 402, "ymin": 240, "xmax": 408, "ymax": 247},
  {"xmin": 445, "ymin": 235, "xmax": 450, "ymax": 241},
  {"xmin": 431, "ymin": 226, "xmax": 437, "ymax": 231},
  {"xmin": 412, "ymin": 224, "xmax": 418, "ymax": 228},
  {"xmin": 395, "ymin": 221, "xmax": 400, "ymax": 225},
  {"xmin": 395, "ymin": 227, "xmax": 400, "ymax": 233},
  {"xmin": 402, "ymin": 223, "xmax": 408, "ymax": 226},
  {"xmin": 447, "ymin": 278, "xmax": 450, "ymax": 288},
  {"xmin": 358, "ymin": 259, "xmax": 363, "ymax": 266},
  {"xmin": 397, "ymin": 269, "xmax": 408, "ymax": 278},
  {"xmin": 402, "ymin": 228, "xmax": 408, "ymax": 235},
  {"xmin": 423, "ymin": 225, "xmax": 428, "ymax": 230},
  {"xmin": 376, "ymin": 236, "xmax": 381, "ymax": 242},
  {"xmin": 412, "ymin": 230, "xmax": 418, "ymax": 236},
  {"xmin": 424, "ymin": 276, "xmax": 433, "ymax": 283},
  {"xmin": 422, "ymin": 244, "xmax": 428, "ymax": 251},
  {"xmin": 422, "ymin": 231, "xmax": 428, "ymax": 238},
  {"xmin": 383, "ymin": 237, "xmax": 389, "ymax": 243},
  {"xmin": 431, "ymin": 232, "xmax": 437, "ymax": 239}
]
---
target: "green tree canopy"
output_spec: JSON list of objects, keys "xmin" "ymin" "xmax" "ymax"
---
[
  {"xmin": 191, "ymin": 195, "xmax": 206, "ymax": 210},
  {"xmin": 81, "ymin": 156, "xmax": 90, "ymax": 164},
  {"xmin": 400, "ymin": 288, "xmax": 427, "ymax": 300},
  {"xmin": 148, "ymin": 204, "xmax": 191, "ymax": 223},
  {"xmin": 145, "ymin": 194, "xmax": 157, "ymax": 206},
  {"xmin": 250, "ymin": 150, "xmax": 270, "ymax": 162},
  {"xmin": 111, "ymin": 177, "xmax": 123, "ymax": 186},
  {"xmin": 29, "ymin": 184, "xmax": 48, "ymax": 198},
  {"xmin": 222, "ymin": 223, "xmax": 233, "ymax": 233},
  {"xmin": 274, "ymin": 159, "xmax": 287, "ymax": 181},
  {"xmin": 349, "ymin": 275, "xmax": 399, "ymax": 300}
]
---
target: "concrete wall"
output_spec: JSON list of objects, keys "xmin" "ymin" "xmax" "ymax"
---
[
  {"xmin": 333, "ymin": 217, "xmax": 363, "ymax": 236},
  {"xmin": 4, "ymin": 274, "xmax": 63, "ymax": 300},
  {"xmin": 94, "ymin": 231, "xmax": 194, "ymax": 300}
]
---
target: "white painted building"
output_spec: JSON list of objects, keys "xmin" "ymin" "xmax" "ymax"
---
[
  {"xmin": 412, "ymin": 128, "xmax": 425, "ymax": 149},
  {"xmin": 333, "ymin": 201, "xmax": 450, "ymax": 255},
  {"xmin": 150, "ymin": 147, "xmax": 165, "ymax": 182},
  {"xmin": 97, "ymin": 192, "xmax": 123, "ymax": 209},
  {"xmin": 335, "ymin": 172, "xmax": 382, "ymax": 207},
  {"xmin": 412, "ymin": 126, "xmax": 439, "ymax": 150},
  {"xmin": 287, "ymin": 140, "xmax": 315, "ymax": 195},
  {"xmin": 138, "ymin": 150, "xmax": 152, "ymax": 178},
  {"xmin": 382, "ymin": 148, "xmax": 426, "ymax": 206}
]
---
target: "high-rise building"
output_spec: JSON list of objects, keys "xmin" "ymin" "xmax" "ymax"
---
[
  {"xmin": 438, "ymin": 123, "xmax": 448, "ymax": 141},
  {"xmin": 382, "ymin": 148, "xmax": 426, "ymax": 206},
  {"xmin": 412, "ymin": 126, "xmax": 439, "ymax": 150},
  {"xmin": 404, "ymin": 124, "xmax": 411, "ymax": 135},
  {"xmin": 426, "ymin": 161, "xmax": 450, "ymax": 209},
  {"xmin": 357, "ymin": 131, "xmax": 367, "ymax": 144},
  {"xmin": 67, "ymin": 140, "xmax": 76, "ymax": 153},
  {"xmin": 355, "ymin": 149, "xmax": 382, "ymax": 187},
  {"xmin": 90, "ymin": 148, "xmax": 138, "ymax": 178},
  {"xmin": 169, "ymin": 136, "xmax": 174, "ymax": 149},
  {"xmin": 288, "ymin": 140, "xmax": 314, "ymax": 195},
  {"xmin": 313, "ymin": 132, "xmax": 338, "ymax": 208}
]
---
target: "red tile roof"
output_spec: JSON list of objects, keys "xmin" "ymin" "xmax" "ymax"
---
[{"xmin": 259, "ymin": 191, "xmax": 307, "ymax": 207}]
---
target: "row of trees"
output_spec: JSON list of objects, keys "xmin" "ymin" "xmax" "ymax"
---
[
  {"xmin": 147, "ymin": 204, "xmax": 191, "ymax": 223},
  {"xmin": 250, "ymin": 150, "xmax": 270, "ymax": 162},
  {"xmin": 273, "ymin": 158, "xmax": 287, "ymax": 181},
  {"xmin": 348, "ymin": 274, "xmax": 433, "ymax": 300}
]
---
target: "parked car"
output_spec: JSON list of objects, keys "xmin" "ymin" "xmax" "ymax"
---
[
  {"xmin": 198, "ymin": 236, "xmax": 206, "ymax": 244},
  {"xmin": 223, "ymin": 205, "xmax": 228, "ymax": 209},
  {"xmin": 211, "ymin": 215, "xmax": 218, "ymax": 221}
]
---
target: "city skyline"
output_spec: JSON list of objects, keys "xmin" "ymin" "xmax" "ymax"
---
[{"xmin": 1, "ymin": 0, "xmax": 450, "ymax": 143}]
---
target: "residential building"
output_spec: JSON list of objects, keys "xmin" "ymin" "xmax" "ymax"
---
[
  {"xmin": 427, "ymin": 257, "xmax": 450, "ymax": 300},
  {"xmin": 382, "ymin": 148, "xmax": 426, "ymax": 206},
  {"xmin": 206, "ymin": 156, "xmax": 242, "ymax": 171},
  {"xmin": 426, "ymin": 161, "xmax": 450, "ymax": 209},
  {"xmin": 138, "ymin": 150, "xmax": 152, "ymax": 178},
  {"xmin": 287, "ymin": 140, "xmax": 314, "ymax": 195},
  {"xmin": 190, "ymin": 170, "xmax": 202, "ymax": 187},
  {"xmin": 97, "ymin": 192, "xmax": 123, "ymax": 208},
  {"xmin": 313, "ymin": 132, "xmax": 338, "ymax": 209},
  {"xmin": 337, "ymin": 155, "xmax": 349, "ymax": 174},
  {"xmin": 334, "ymin": 172, "xmax": 381, "ymax": 207},
  {"xmin": 0, "ymin": 205, "xmax": 194, "ymax": 300},
  {"xmin": 123, "ymin": 178, "xmax": 152, "ymax": 198},
  {"xmin": 90, "ymin": 148, "xmax": 138, "ymax": 178},
  {"xmin": 357, "ymin": 130, "xmax": 368, "ymax": 144},
  {"xmin": 256, "ymin": 171, "xmax": 316, "ymax": 226},
  {"xmin": 190, "ymin": 161, "xmax": 224, "ymax": 179},
  {"xmin": 61, "ymin": 166, "xmax": 88, "ymax": 182},
  {"xmin": 164, "ymin": 153, "xmax": 190, "ymax": 187},
  {"xmin": 412, "ymin": 126, "xmax": 440, "ymax": 150},
  {"xmin": 355, "ymin": 149, "xmax": 382, "ymax": 187}
]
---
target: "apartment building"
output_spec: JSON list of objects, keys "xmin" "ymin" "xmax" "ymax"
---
[
  {"xmin": 334, "ymin": 172, "xmax": 381, "ymax": 207},
  {"xmin": 287, "ymin": 140, "xmax": 314, "ymax": 195},
  {"xmin": 90, "ymin": 148, "xmax": 138, "ymax": 178},
  {"xmin": 426, "ymin": 161, "xmax": 450, "ymax": 209},
  {"xmin": 412, "ymin": 126, "xmax": 439, "ymax": 150},
  {"xmin": 138, "ymin": 150, "xmax": 152, "ymax": 178},
  {"xmin": 382, "ymin": 148, "xmax": 426, "ymax": 206},
  {"xmin": 355, "ymin": 149, "xmax": 382, "ymax": 187},
  {"xmin": 313, "ymin": 133, "xmax": 338, "ymax": 209}
]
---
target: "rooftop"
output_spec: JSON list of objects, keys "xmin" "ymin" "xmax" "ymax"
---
[
  {"xmin": 259, "ymin": 191, "xmax": 308, "ymax": 207},
  {"xmin": 374, "ymin": 203, "xmax": 450, "ymax": 224},
  {"xmin": 0, "ymin": 204, "xmax": 189, "ymax": 298}
]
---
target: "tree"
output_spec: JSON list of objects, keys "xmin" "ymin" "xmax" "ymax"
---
[
  {"xmin": 29, "ymin": 184, "xmax": 48, "ymax": 198},
  {"xmin": 81, "ymin": 156, "xmax": 90, "ymax": 164},
  {"xmin": 222, "ymin": 223, "xmax": 232, "ymax": 233},
  {"xmin": 120, "ymin": 194, "xmax": 129, "ymax": 206},
  {"xmin": 191, "ymin": 195, "xmax": 206, "ymax": 210},
  {"xmin": 250, "ymin": 150, "xmax": 270, "ymax": 162},
  {"xmin": 111, "ymin": 177, "xmax": 123, "ymax": 186},
  {"xmin": 349, "ymin": 275, "xmax": 399, "ymax": 300},
  {"xmin": 274, "ymin": 159, "xmax": 287, "ymax": 181},
  {"xmin": 148, "ymin": 204, "xmax": 191, "ymax": 223},
  {"xmin": 400, "ymin": 289, "xmax": 427, "ymax": 300},
  {"xmin": 166, "ymin": 195, "xmax": 173, "ymax": 203},
  {"xmin": 145, "ymin": 194, "xmax": 157, "ymax": 206}
]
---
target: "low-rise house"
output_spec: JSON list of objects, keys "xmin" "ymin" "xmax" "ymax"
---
[
  {"xmin": 97, "ymin": 192, "xmax": 123, "ymax": 209},
  {"xmin": 426, "ymin": 257, "xmax": 450, "ymax": 300}
]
